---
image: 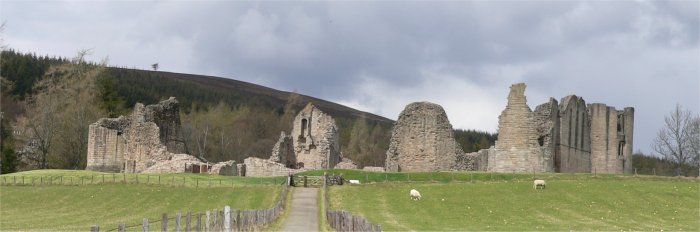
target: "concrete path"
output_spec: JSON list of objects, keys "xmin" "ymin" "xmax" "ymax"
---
[{"xmin": 280, "ymin": 187, "xmax": 319, "ymax": 232}]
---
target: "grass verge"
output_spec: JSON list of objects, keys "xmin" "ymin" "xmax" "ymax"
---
[{"xmin": 329, "ymin": 178, "xmax": 699, "ymax": 231}]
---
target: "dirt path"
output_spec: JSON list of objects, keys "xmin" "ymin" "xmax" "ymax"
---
[{"xmin": 280, "ymin": 187, "xmax": 319, "ymax": 231}]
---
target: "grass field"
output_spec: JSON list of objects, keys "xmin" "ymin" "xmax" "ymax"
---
[
  {"xmin": 0, "ymin": 170, "xmax": 284, "ymax": 231},
  {"xmin": 328, "ymin": 178, "xmax": 699, "ymax": 231}
]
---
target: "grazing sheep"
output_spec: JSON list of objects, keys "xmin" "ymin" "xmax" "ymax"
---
[
  {"xmin": 348, "ymin": 180, "xmax": 360, "ymax": 184},
  {"xmin": 533, "ymin": 179, "xmax": 546, "ymax": 189},
  {"xmin": 410, "ymin": 189, "xmax": 422, "ymax": 200}
]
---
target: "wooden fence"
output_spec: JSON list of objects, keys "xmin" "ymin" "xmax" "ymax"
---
[
  {"xmin": 291, "ymin": 175, "xmax": 325, "ymax": 187},
  {"xmin": 92, "ymin": 181, "xmax": 289, "ymax": 231},
  {"xmin": 0, "ymin": 174, "xmax": 285, "ymax": 187},
  {"xmin": 323, "ymin": 174, "xmax": 381, "ymax": 232}
]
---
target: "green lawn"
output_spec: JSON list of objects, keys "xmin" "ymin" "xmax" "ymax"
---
[
  {"xmin": 0, "ymin": 170, "xmax": 284, "ymax": 231},
  {"xmin": 329, "ymin": 179, "xmax": 699, "ymax": 231}
]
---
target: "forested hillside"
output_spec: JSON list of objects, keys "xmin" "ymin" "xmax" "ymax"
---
[{"xmin": 0, "ymin": 49, "xmax": 497, "ymax": 172}]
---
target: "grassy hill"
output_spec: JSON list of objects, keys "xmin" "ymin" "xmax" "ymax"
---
[
  {"xmin": 325, "ymin": 172, "xmax": 699, "ymax": 231},
  {"xmin": 0, "ymin": 170, "xmax": 284, "ymax": 231}
]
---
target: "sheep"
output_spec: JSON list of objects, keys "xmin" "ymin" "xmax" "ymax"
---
[
  {"xmin": 410, "ymin": 189, "xmax": 422, "ymax": 200},
  {"xmin": 533, "ymin": 179, "xmax": 546, "ymax": 189},
  {"xmin": 348, "ymin": 180, "xmax": 361, "ymax": 184}
]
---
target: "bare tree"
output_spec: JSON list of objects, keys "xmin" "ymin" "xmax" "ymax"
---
[
  {"xmin": 26, "ymin": 94, "xmax": 60, "ymax": 169},
  {"xmin": 653, "ymin": 104, "xmax": 699, "ymax": 176}
]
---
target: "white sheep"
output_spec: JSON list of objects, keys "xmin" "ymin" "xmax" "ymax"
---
[
  {"xmin": 533, "ymin": 179, "xmax": 546, "ymax": 189},
  {"xmin": 410, "ymin": 189, "xmax": 422, "ymax": 200}
]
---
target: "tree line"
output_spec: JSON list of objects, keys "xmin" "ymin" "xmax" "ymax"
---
[{"xmin": 0, "ymin": 49, "xmax": 500, "ymax": 173}]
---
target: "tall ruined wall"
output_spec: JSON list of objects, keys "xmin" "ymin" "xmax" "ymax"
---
[
  {"xmin": 589, "ymin": 104, "xmax": 634, "ymax": 174},
  {"xmin": 269, "ymin": 131, "xmax": 296, "ymax": 168},
  {"xmin": 489, "ymin": 83, "xmax": 551, "ymax": 173},
  {"xmin": 291, "ymin": 103, "xmax": 340, "ymax": 169},
  {"xmin": 86, "ymin": 97, "xmax": 199, "ymax": 173},
  {"xmin": 385, "ymin": 102, "xmax": 463, "ymax": 172},
  {"xmin": 86, "ymin": 117, "xmax": 130, "ymax": 172},
  {"xmin": 556, "ymin": 95, "xmax": 591, "ymax": 173},
  {"xmin": 534, "ymin": 98, "xmax": 559, "ymax": 173},
  {"xmin": 140, "ymin": 97, "xmax": 185, "ymax": 153}
]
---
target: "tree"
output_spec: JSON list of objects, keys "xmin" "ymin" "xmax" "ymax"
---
[
  {"xmin": 652, "ymin": 104, "xmax": 700, "ymax": 176},
  {"xmin": 151, "ymin": 63, "xmax": 159, "ymax": 71},
  {"xmin": 1, "ymin": 113, "xmax": 18, "ymax": 173}
]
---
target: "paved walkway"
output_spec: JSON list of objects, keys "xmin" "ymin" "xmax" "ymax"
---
[{"xmin": 280, "ymin": 187, "xmax": 319, "ymax": 232}]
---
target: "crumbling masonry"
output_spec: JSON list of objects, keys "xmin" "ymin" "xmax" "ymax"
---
[
  {"xmin": 385, "ymin": 102, "xmax": 463, "ymax": 172},
  {"xmin": 242, "ymin": 103, "xmax": 349, "ymax": 176},
  {"xmin": 482, "ymin": 83, "xmax": 634, "ymax": 174},
  {"xmin": 86, "ymin": 97, "xmax": 233, "ymax": 174}
]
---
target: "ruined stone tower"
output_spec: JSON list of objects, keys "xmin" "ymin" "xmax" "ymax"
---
[
  {"xmin": 385, "ymin": 102, "xmax": 463, "ymax": 172},
  {"xmin": 86, "ymin": 97, "xmax": 192, "ymax": 173},
  {"xmin": 589, "ymin": 104, "xmax": 634, "ymax": 174},
  {"xmin": 291, "ymin": 103, "xmax": 340, "ymax": 169},
  {"xmin": 488, "ymin": 83, "xmax": 553, "ymax": 173},
  {"xmin": 556, "ymin": 95, "xmax": 592, "ymax": 173}
]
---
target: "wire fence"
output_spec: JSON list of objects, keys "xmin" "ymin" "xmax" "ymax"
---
[
  {"xmin": 0, "ymin": 173, "xmax": 286, "ymax": 187},
  {"xmin": 92, "ymin": 180, "xmax": 290, "ymax": 232}
]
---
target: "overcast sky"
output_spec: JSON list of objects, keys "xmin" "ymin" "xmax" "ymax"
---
[{"xmin": 2, "ymin": 1, "xmax": 698, "ymax": 154}]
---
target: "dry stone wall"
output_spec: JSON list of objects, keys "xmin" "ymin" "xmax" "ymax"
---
[{"xmin": 384, "ymin": 102, "xmax": 463, "ymax": 172}]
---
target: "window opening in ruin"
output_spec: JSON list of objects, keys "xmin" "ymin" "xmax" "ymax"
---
[
  {"xmin": 618, "ymin": 141, "xmax": 625, "ymax": 157},
  {"xmin": 617, "ymin": 114, "xmax": 624, "ymax": 132},
  {"xmin": 538, "ymin": 136, "xmax": 545, "ymax": 146},
  {"xmin": 299, "ymin": 118, "xmax": 308, "ymax": 143}
]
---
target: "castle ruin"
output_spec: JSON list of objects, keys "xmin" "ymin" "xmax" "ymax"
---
[
  {"xmin": 291, "ymin": 103, "xmax": 341, "ymax": 170},
  {"xmin": 382, "ymin": 83, "xmax": 634, "ymax": 174},
  {"xmin": 86, "ymin": 97, "xmax": 231, "ymax": 174},
  {"xmin": 385, "ymin": 102, "xmax": 463, "ymax": 172},
  {"xmin": 483, "ymin": 83, "xmax": 634, "ymax": 174},
  {"xmin": 242, "ymin": 103, "xmax": 349, "ymax": 176}
]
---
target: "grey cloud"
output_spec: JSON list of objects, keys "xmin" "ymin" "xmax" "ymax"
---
[{"xmin": 2, "ymin": 1, "xmax": 698, "ymax": 154}]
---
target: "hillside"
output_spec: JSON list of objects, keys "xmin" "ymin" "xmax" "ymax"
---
[{"xmin": 0, "ymin": 49, "xmax": 495, "ymax": 171}]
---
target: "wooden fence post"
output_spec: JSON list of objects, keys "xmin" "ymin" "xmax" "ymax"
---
[
  {"xmin": 185, "ymin": 212, "xmax": 191, "ymax": 232},
  {"xmin": 205, "ymin": 210, "xmax": 210, "ymax": 232},
  {"xmin": 161, "ymin": 213, "xmax": 168, "ymax": 232},
  {"xmin": 142, "ymin": 218, "xmax": 149, "ymax": 232},
  {"xmin": 196, "ymin": 213, "xmax": 202, "ymax": 232},
  {"xmin": 90, "ymin": 225, "xmax": 99, "ymax": 232},
  {"xmin": 224, "ymin": 206, "xmax": 231, "ymax": 232},
  {"xmin": 175, "ymin": 212, "xmax": 181, "ymax": 232},
  {"xmin": 304, "ymin": 176, "xmax": 308, "ymax": 188}
]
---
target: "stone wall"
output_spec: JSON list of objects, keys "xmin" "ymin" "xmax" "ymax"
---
[
  {"xmin": 86, "ymin": 97, "xmax": 213, "ymax": 174},
  {"xmin": 334, "ymin": 157, "xmax": 358, "ymax": 169},
  {"xmin": 85, "ymin": 117, "xmax": 130, "ymax": 172},
  {"xmin": 534, "ymin": 98, "xmax": 559, "ymax": 173},
  {"xmin": 269, "ymin": 131, "xmax": 296, "ymax": 168},
  {"xmin": 291, "ymin": 103, "xmax": 340, "ymax": 170},
  {"xmin": 489, "ymin": 83, "xmax": 551, "ymax": 173},
  {"xmin": 362, "ymin": 166, "xmax": 385, "ymax": 172},
  {"xmin": 556, "ymin": 95, "xmax": 591, "ymax": 173},
  {"xmin": 455, "ymin": 149, "xmax": 489, "ymax": 171},
  {"xmin": 243, "ymin": 157, "xmax": 300, "ymax": 177},
  {"xmin": 589, "ymin": 104, "xmax": 634, "ymax": 174},
  {"xmin": 384, "ymin": 102, "xmax": 463, "ymax": 172}
]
